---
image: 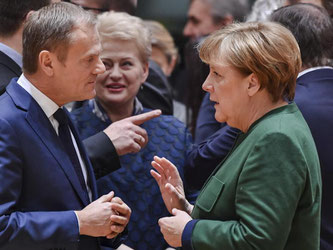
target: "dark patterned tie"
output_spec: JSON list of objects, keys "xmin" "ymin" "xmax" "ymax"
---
[{"xmin": 53, "ymin": 108, "xmax": 88, "ymax": 194}]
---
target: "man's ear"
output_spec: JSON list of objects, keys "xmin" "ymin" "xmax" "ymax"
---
[
  {"xmin": 247, "ymin": 73, "xmax": 261, "ymax": 97},
  {"xmin": 39, "ymin": 50, "xmax": 54, "ymax": 77},
  {"xmin": 25, "ymin": 10, "xmax": 35, "ymax": 22}
]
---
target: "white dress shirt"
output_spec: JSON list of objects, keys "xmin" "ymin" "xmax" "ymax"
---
[{"xmin": 17, "ymin": 74, "xmax": 92, "ymax": 201}]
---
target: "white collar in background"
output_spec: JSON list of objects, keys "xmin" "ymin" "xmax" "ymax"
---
[{"xmin": 298, "ymin": 66, "xmax": 333, "ymax": 79}]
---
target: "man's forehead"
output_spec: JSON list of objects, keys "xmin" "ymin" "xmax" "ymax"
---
[
  {"xmin": 70, "ymin": 0, "xmax": 103, "ymax": 8},
  {"xmin": 68, "ymin": 26, "xmax": 100, "ymax": 50},
  {"xmin": 188, "ymin": 0, "xmax": 212, "ymax": 17}
]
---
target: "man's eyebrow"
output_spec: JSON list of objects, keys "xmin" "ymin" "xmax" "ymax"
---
[{"xmin": 188, "ymin": 15, "xmax": 200, "ymax": 23}]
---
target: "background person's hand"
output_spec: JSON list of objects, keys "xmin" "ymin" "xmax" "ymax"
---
[
  {"xmin": 151, "ymin": 156, "xmax": 193, "ymax": 214},
  {"xmin": 103, "ymin": 110, "xmax": 161, "ymax": 156},
  {"xmin": 158, "ymin": 208, "xmax": 192, "ymax": 247}
]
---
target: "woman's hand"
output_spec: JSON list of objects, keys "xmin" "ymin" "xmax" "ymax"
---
[
  {"xmin": 158, "ymin": 208, "xmax": 192, "ymax": 247},
  {"xmin": 151, "ymin": 156, "xmax": 193, "ymax": 215}
]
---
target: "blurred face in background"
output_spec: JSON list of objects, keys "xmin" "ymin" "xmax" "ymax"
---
[
  {"xmin": 67, "ymin": 0, "xmax": 109, "ymax": 13},
  {"xmin": 151, "ymin": 46, "xmax": 177, "ymax": 77},
  {"xmin": 183, "ymin": 0, "xmax": 221, "ymax": 40},
  {"xmin": 95, "ymin": 39, "xmax": 148, "ymax": 111}
]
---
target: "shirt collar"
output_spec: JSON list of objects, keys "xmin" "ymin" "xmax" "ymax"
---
[
  {"xmin": 17, "ymin": 74, "xmax": 60, "ymax": 118},
  {"xmin": 0, "ymin": 42, "xmax": 23, "ymax": 68},
  {"xmin": 90, "ymin": 97, "xmax": 143, "ymax": 123},
  {"xmin": 298, "ymin": 66, "xmax": 333, "ymax": 78}
]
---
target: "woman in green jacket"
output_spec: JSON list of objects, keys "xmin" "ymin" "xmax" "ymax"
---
[{"xmin": 151, "ymin": 22, "xmax": 322, "ymax": 250}]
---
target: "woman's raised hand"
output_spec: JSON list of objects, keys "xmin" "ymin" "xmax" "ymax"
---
[{"xmin": 151, "ymin": 156, "xmax": 193, "ymax": 215}]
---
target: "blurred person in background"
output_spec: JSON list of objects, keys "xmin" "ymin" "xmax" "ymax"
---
[
  {"xmin": 183, "ymin": 0, "xmax": 249, "ymax": 40},
  {"xmin": 322, "ymin": 0, "xmax": 333, "ymax": 17},
  {"xmin": 180, "ymin": 0, "xmax": 250, "ymax": 138},
  {"xmin": 64, "ymin": 0, "xmax": 137, "ymax": 14},
  {"xmin": 144, "ymin": 20, "xmax": 187, "ymax": 123},
  {"xmin": 271, "ymin": 4, "xmax": 333, "ymax": 249},
  {"xmin": 0, "ymin": 0, "xmax": 54, "ymax": 95},
  {"xmin": 71, "ymin": 12, "xmax": 198, "ymax": 250},
  {"xmin": 152, "ymin": 21, "xmax": 321, "ymax": 250}
]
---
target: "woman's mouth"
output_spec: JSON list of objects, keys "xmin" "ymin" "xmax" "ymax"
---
[{"xmin": 105, "ymin": 83, "xmax": 125, "ymax": 92}]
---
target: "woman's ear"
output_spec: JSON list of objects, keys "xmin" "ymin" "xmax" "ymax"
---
[
  {"xmin": 39, "ymin": 50, "xmax": 54, "ymax": 77},
  {"xmin": 141, "ymin": 62, "xmax": 149, "ymax": 83},
  {"xmin": 247, "ymin": 73, "xmax": 261, "ymax": 97},
  {"xmin": 165, "ymin": 55, "xmax": 177, "ymax": 77}
]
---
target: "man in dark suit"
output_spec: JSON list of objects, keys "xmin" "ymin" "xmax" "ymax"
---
[
  {"xmin": 271, "ymin": 4, "xmax": 333, "ymax": 249},
  {"xmin": 0, "ymin": 0, "xmax": 52, "ymax": 94},
  {"xmin": 0, "ymin": 0, "xmax": 161, "ymax": 180},
  {"xmin": 0, "ymin": 3, "xmax": 131, "ymax": 249}
]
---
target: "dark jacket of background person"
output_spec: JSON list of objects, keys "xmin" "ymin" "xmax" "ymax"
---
[
  {"xmin": 194, "ymin": 92, "xmax": 226, "ymax": 143},
  {"xmin": 271, "ymin": 4, "xmax": 333, "ymax": 249},
  {"xmin": 137, "ymin": 60, "xmax": 174, "ymax": 115},
  {"xmin": 185, "ymin": 125, "xmax": 239, "ymax": 190},
  {"xmin": 0, "ymin": 51, "xmax": 21, "ymax": 95},
  {"xmin": 71, "ymin": 99, "xmax": 198, "ymax": 250},
  {"xmin": 294, "ymin": 68, "xmax": 333, "ymax": 250}
]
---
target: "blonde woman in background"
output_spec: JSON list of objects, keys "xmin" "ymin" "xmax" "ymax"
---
[{"xmin": 144, "ymin": 20, "xmax": 186, "ymax": 123}]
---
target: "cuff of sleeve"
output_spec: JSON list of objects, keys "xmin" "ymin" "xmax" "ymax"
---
[
  {"xmin": 83, "ymin": 132, "xmax": 121, "ymax": 179},
  {"xmin": 73, "ymin": 211, "xmax": 81, "ymax": 235},
  {"xmin": 182, "ymin": 219, "xmax": 199, "ymax": 250}
]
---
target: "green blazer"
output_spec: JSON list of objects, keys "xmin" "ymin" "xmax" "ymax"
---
[{"xmin": 186, "ymin": 103, "xmax": 321, "ymax": 250}]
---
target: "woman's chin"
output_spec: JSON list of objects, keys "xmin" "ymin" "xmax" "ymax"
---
[{"xmin": 215, "ymin": 114, "xmax": 226, "ymax": 123}]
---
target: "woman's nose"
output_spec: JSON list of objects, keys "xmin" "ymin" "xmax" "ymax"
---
[
  {"xmin": 109, "ymin": 64, "xmax": 122, "ymax": 79},
  {"xmin": 202, "ymin": 74, "xmax": 213, "ymax": 93}
]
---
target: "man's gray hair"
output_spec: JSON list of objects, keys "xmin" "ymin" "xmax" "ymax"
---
[
  {"xmin": 23, "ymin": 2, "xmax": 96, "ymax": 74},
  {"xmin": 199, "ymin": 0, "xmax": 250, "ymax": 22},
  {"xmin": 246, "ymin": 0, "xmax": 285, "ymax": 22}
]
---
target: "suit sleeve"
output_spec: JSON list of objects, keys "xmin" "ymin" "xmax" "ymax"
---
[
  {"xmin": 0, "ymin": 118, "xmax": 79, "ymax": 247},
  {"xmin": 187, "ymin": 133, "xmax": 309, "ymax": 250},
  {"xmin": 184, "ymin": 126, "xmax": 239, "ymax": 190},
  {"xmin": 83, "ymin": 132, "xmax": 121, "ymax": 179}
]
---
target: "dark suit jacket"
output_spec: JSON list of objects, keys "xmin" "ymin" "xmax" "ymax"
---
[
  {"xmin": 0, "ymin": 80, "xmax": 117, "ymax": 250},
  {"xmin": 137, "ymin": 60, "xmax": 173, "ymax": 115},
  {"xmin": 0, "ymin": 50, "xmax": 21, "ymax": 95},
  {"xmin": 294, "ymin": 68, "xmax": 333, "ymax": 250}
]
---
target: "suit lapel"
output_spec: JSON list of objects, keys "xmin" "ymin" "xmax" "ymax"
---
[{"xmin": 7, "ymin": 81, "xmax": 90, "ymax": 206}]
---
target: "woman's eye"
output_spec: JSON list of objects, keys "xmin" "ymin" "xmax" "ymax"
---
[
  {"xmin": 213, "ymin": 71, "xmax": 220, "ymax": 77},
  {"xmin": 122, "ymin": 61, "xmax": 133, "ymax": 67}
]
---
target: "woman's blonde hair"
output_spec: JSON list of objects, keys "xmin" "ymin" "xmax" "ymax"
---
[
  {"xmin": 199, "ymin": 21, "xmax": 302, "ymax": 102},
  {"xmin": 144, "ymin": 20, "xmax": 178, "ymax": 64},
  {"xmin": 97, "ymin": 11, "xmax": 151, "ymax": 63}
]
